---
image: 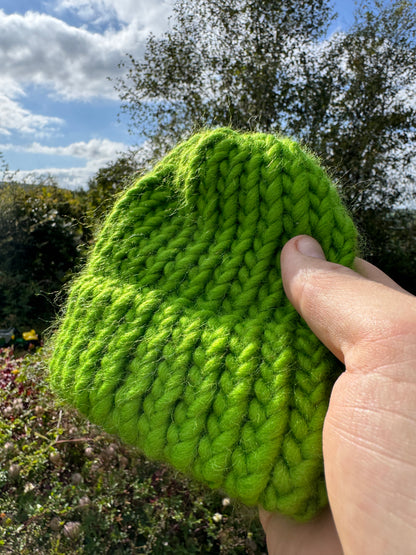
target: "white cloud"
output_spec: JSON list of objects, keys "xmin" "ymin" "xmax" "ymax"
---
[
  {"xmin": 0, "ymin": 78, "xmax": 64, "ymax": 137},
  {"xmin": 52, "ymin": 0, "xmax": 173, "ymax": 30},
  {"xmin": 18, "ymin": 164, "xmax": 99, "ymax": 190},
  {"xmin": 3, "ymin": 138, "xmax": 126, "ymax": 159},
  {"xmin": 0, "ymin": 10, "xmax": 130, "ymax": 100},
  {"xmin": 0, "ymin": 2, "xmax": 169, "ymax": 141},
  {"xmin": 0, "ymin": 2, "xmax": 171, "ymax": 188},
  {"xmin": 1, "ymin": 137, "xmax": 129, "ymax": 189},
  {"xmin": 0, "ymin": 4, "xmax": 171, "ymax": 102}
]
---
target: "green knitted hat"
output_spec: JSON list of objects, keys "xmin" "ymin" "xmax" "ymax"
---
[{"xmin": 49, "ymin": 128, "xmax": 357, "ymax": 521}]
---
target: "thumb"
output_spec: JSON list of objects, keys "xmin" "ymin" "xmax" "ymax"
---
[{"xmin": 280, "ymin": 235, "xmax": 414, "ymax": 367}]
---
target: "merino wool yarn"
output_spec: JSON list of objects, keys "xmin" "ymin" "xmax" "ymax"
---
[{"xmin": 50, "ymin": 128, "xmax": 358, "ymax": 521}]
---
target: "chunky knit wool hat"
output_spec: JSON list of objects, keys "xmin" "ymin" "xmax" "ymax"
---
[{"xmin": 50, "ymin": 128, "xmax": 357, "ymax": 521}]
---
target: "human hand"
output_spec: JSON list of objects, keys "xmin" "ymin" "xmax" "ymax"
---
[{"xmin": 260, "ymin": 235, "xmax": 416, "ymax": 555}]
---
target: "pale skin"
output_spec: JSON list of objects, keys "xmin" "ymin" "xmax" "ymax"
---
[{"xmin": 260, "ymin": 235, "xmax": 416, "ymax": 555}]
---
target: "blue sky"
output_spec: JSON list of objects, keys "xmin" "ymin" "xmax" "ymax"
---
[{"xmin": 1, "ymin": 0, "xmax": 357, "ymax": 190}]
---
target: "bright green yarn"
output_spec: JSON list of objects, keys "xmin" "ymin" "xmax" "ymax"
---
[{"xmin": 49, "ymin": 128, "xmax": 357, "ymax": 521}]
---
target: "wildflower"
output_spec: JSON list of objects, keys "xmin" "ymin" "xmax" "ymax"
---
[
  {"xmin": 222, "ymin": 497, "xmax": 231, "ymax": 507},
  {"xmin": 102, "ymin": 445, "xmax": 116, "ymax": 460},
  {"xmin": 34, "ymin": 405, "xmax": 44, "ymax": 416},
  {"xmin": 84, "ymin": 446, "xmax": 94, "ymax": 459},
  {"xmin": 49, "ymin": 451, "xmax": 63, "ymax": 466},
  {"xmin": 212, "ymin": 512, "xmax": 223, "ymax": 523},
  {"xmin": 63, "ymin": 521, "xmax": 82, "ymax": 540},
  {"xmin": 119, "ymin": 456, "xmax": 129, "ymax": 468},
  {"xmin": 12, "ymin": 398, "xmax": 24, "ymax": 413},
  {"xmin": 8, "ymin": 464, "xmax": 20, "ymax": 480},
  {"xmin": 4, "ymin": 441, "xmax": 14, "ymax": 453},
  {"xmin": 88, "ymin": 462, "xmax": 102, "ymax": 478},
  {"xmin": 24, "ymin": 482, "xmax": 35, "ymax": 493},
  {"xmin": 49, "ymin": 517, "xmax": 61, "ymax": 531},
  {"xmin": 79, "ymin": 496, "xmax": 91, "ymax": 509}
]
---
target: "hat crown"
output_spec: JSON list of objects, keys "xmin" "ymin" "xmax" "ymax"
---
[{"xmin": 90, "ymin": 129, "xmax": 350, "ymax": 317}]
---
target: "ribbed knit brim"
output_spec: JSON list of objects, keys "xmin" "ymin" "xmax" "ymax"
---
[{"xmin": 49, "ymin": 128, "xmax": 357, "ymax": 521}]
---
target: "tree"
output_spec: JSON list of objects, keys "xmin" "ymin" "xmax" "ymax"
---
[
  {"xmin": 116, "ymin": 0, "xmax": 416, "ymax": 289},
  {"xmin": 116, "ymin": 0, "xmax": 335, "ymax": 160},
  {"xmin": 283, "ymin": 0, "xmax": 416, "ymax": 215},
  {"xmin": 116, "ymin": 0, "xmax": 416, "ymax": 210}
]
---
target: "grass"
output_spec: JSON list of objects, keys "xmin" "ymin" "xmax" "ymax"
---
[{"xmin": 0, "ymin": 347, "xmax": 267, "ymax": 554}]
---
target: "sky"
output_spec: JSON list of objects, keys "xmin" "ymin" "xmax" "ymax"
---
[{"xmin": 0, "ymin": 0, "xmax": 357, "ymax": 190}]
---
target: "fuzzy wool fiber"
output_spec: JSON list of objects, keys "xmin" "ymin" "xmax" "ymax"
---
[{"xmin": 49, "ymin": 128, "xmax": 358, "ymax": 521}]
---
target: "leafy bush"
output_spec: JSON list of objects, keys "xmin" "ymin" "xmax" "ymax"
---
[
  {"xmin": 0, "ymin": 184, "xmax": 90, "ymax": 331},
  {"xmin": 359, "ymin": 208, "xmax": 416, "ymax": 295},
  {"xmin": 0, "ymin": 349, "xmax": 266, "ymax": 554}
]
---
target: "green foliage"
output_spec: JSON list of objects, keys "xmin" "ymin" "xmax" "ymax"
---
[
  {"xmin": 293, "ymin": 0, "xmax": 416, "ymax": 213},
  {"xmin": 86, "ymin": 152, "xmax": 140, "ymax": 222},
  {"xmin": 0, "ymin": 183, "xmax": 90, "ymax": 330},
  {"xmin": 360, "ymin": 208, "xmax": 416, "ymax": 294},
  {"xmin": 0, "ymin": 348, "xmax": 266, "ymax": 553},
  {"xmin": 0, "ymin": 154, "xmax": 140, "ymax": 330}
]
